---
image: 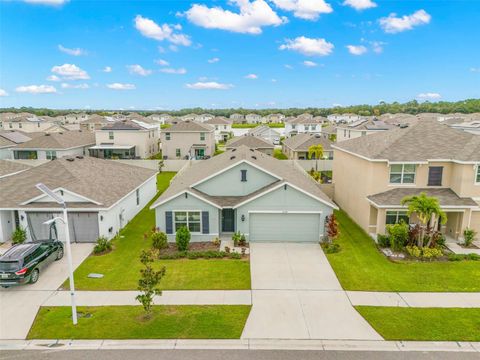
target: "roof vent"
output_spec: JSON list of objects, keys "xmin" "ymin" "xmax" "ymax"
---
[
  {"xmin": 230, "ymin": 156, "xmax": 236, "ymax": 160},
  {"xmin": 314, "ymin": 134, "xmax": 321, "ymax": 138},
  {"xmin": 45, "ymin": 133, "xmax": 50, "ymax": 136},
  {"xmin": 399, "ymin": 124, "xmax": 409, "ymax": 129},
  {"xmin": 66, "ymin": 157, "xmax": 75, "ymax": 162},
  {"xmin": 249, "ymin": 148, "xmax": 254, "ymax": 152},
  {"xmin": 76, "ymin": 155, "xmax": 84, "ymax": 159},
  {"xmin": 251, "ymin": 156, "xmax": 257, "ymax": 160},
  {"xmin": 232, "ymin": 148, "xmax": 236, "ymax": 152}
]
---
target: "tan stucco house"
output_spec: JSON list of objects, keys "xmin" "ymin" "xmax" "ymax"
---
[
  {"xmin": 283, "ymin": 133, "xmax": 334, "ymax": 160},
  {"xmin": 225, "ymin": 135, "xmax": 275, "ymax": 156},
  {"xmin": 161, "ymin": 121, "xmax": 215, "ymax": 159},
  {"xmin": 336, "ymin": 118, "xmax": 395, "ymax": 142},
  {"xmin": 332, "ymin": 119, "xmax": 480, "ymax": 241}
]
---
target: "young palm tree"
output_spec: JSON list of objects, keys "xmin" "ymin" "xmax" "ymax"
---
[
  {"xmin": 308, "ymin": 144, "xmax": 324, "ymax": 172},
  {"xmin": 401, "ymin": 192, "xmax": 447, "ymax": 247}
]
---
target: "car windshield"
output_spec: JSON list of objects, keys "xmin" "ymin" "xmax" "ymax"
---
[{"xmin": 0, "ymin": 261, "xmax": 20, "ymax": 272}]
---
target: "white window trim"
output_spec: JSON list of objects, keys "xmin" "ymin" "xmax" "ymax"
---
[
  {"xmin": 173, "ymin": 210, "xmax": 202, "ymax": 234},
  {"xmin": 385, "ymin": 210, "xmax": 410, "ymax": 225},
  {"xmin": 389, "ymin": 164, "xmax": 416, "ymax": 185}
]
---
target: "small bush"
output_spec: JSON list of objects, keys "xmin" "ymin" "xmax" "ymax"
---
[
  {"xmin": 151, "ymin": 231, "xmax": 168, "ymax": 250},
  {"xmin": 229, "ymin": 252, "xmax": 242, "ymax": 259},
  {"xmin": 377, "ymin": 234, "xmax": 390, "ymax": 248},
  {"xmin": 448, "ymin": 254, "xmax": 465, "ymax": 261},
  {"xmin": 321, "ymin": 242, "xmax": 341, "ymax": 254},
  {"xmin": 93, "ymin": 236, "xmax": 112, "ymax": 254},
  {"xmin": 11, "ymin": 227, "xmax": 27, "ymax": 245},
  {"xmin": 463, "ymin": 228, "xmax": 477, "ymax": 247},
  {"xmin": 421, "ymin": 247, "xmax": 443, "ymax": 260},
  {"xmin": 386, "ymin": 222, "xmax": 409, "ymax": 252},
  {"xmin": 232, "ymin": 232, "xmax": 241, "ymax": 247},
  {"xmin": 175, "ymin": 226, "xmax": 191, "ymax": 252},
  {"xmin": 406, "ymin": 245, "xmax": 422, "ymax": 258},
  {"xmin": 466, "ymin": 253, "xmax": 480, "ymax": 261},
  {"xmin": 238, "ymin": 234, "xmax": 247, "ymax": 247},
  {"xmin": 212, "ymin": 237, "xmax": 220, "ymax": 246}
]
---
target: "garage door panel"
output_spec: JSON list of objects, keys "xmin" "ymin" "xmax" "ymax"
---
[{"xmin": 249, "ymin": 213, "xmax": 320, "ymax": 242}]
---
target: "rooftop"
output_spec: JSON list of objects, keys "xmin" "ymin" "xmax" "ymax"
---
[
  {"xmin": 165, "ymin": 120, "xmax": 214, "ymax": 132},
  {"xmin": 283, "ymin": 133, "xmax": 333, "ymax": 151},
  {"xmin": 0, "ymin": 160, "xmax": 32, "ymax": 178},
  {"xmin": 225, "ymin": 135, "xmax": 274, "ymax": 149},
  {"xmin": 14, "ymin": 131, "xmax": 95, "ymax": 150}
]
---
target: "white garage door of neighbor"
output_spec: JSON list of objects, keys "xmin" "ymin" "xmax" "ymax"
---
[{"xmin": 249, "ymin": 212, "xmax": 321, "ymax": 242}]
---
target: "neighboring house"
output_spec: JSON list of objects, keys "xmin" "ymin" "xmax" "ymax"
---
[
  {"xmin": 285, "ymin": 116, "xmax": 325, "ymax": 137},
  {"xmin": 180, "ymin": 113, "xmax": 198, "ymax": 122},
  {"xmin": 247, "ymin": 125, "xmax": 281, "ymax": 145},
  {"xmin": 283, "ymin": 133, "xmax": 334, "ymax": 160},
  {"xmin": 90, "ymin": 119, "xmax": 160, "ymax": 159},
  {"xmin": 0, "ymin": 115, "xmax": 60, "ymax": 133},
  {"xmin": 336, "ymin": 118, "xmax": 395, "ymax": 142},
  {"xmin": 151, "ymin": 146, "xmax": 337, "ymax": 242},
  {"xmin": 57, "ymin": 113, "xmax": 90, "ymax": 124},
  {"xmin": 265, "ymin": 113, "xmax": 286, "ymax": 123},
  {"xmin": 195, "ymin": 114, "xmax": 215, "ymax": 123},
  {"xmin": 225, "ymin": 136, "xmax": 275, "ymax": 156},
  {"xmin": 230, "ymin": 113, "xmax": 245, "ymax": 123},
  {"xmin": 0, "ymin": 160, "xmax": 31, "ymax": 179},
  {"xmin": 332, "ymin": 119, "xmax": 480, "ymax": 240},
  {"xmin": 0, "ymin": 156, "xmax": 157, "ymax": 243},
  {"xmin": 79, "ymin": 114, "xmax": 111, "ymax": 131},
  {"xmin": 245, "ymin": 113, "xmax": 263, "ymax": 124},
  {"xmin": 161, "ymin": 121, "xmax": 215, "ymax": 160},
  {"xmin": 449, "ymin": 120, "xmax": 480, "ymax": 135},
  {"xmin": 0, "ymin": 131, "xmax": 35, "ymax": 159},
  {"xmin": 204, "ymin": 117, "xmax": 232, "ymax": 142},
  {"xmin": 12, "ymin": 131, "xmax": 95, "ymax": 160},
  {"xmin": 327, "ymin": 113, "xmax": 361, "ymax": 123},
  {"xmin": 146, "ymin": 113, "xmax": 174, "ymax": 125}
]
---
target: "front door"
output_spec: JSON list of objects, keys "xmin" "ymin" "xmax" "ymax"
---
[
  {"xmin": 222, "ymin": 209, "xmax": 235, "ymax": 232},
  {"xmin": 195, "ymin": 148, "xmax": 205, "ymax": 158}
]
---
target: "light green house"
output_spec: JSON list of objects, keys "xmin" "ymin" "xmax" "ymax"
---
[{"xmin": 151, "ymin": 145, "xmax": 338, "ymax": 242}]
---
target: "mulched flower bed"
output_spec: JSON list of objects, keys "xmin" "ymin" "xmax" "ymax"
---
[{"xmin": 160, "ymin": 242, "xmax": 219, "ymax": 256}]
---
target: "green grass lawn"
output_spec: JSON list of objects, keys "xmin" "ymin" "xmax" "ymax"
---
[
  {"xmin": 356, "ymin": 306, "xmax": 480, "ymax": 341},
  {"xmin": 273, "ymin": 148, "xmax": 288, "ymax": 160},
  {"xmin": 326, "ymin": 210, "xmax": 480, "ymax": 292},
  {"xmin": 28, "ymin": 305, "xmax": 251, "ymax": 339},
  {"xmin": 69, "ymin": 172, "xmax": 251, "ymax": 291}
]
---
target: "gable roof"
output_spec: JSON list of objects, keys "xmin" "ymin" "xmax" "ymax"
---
[
  {"xmin": 0, "ymin": 160, "xmax": 32, "ymax": 178},
  {"xmin": 247, "ymin": 125, "xmax": 280, "ymax": 137},
  {"xmin": 283, "ymin": 133, "xmax": 333, "ymax": 152},
  {"xmin": 287, "ymin": 116, "xmax": 325, "ymax": 125},
  {"xmin": 333, "ymin": 119, "xmax": 480, "ymax": 162},
  {"xmin": 0, "ymin": 156, "xmax": 157, "ymax": 209},
  {"xmin": 165, "ymin": 120, "xmax": 214, "ymax": 132},
  {"xmin": 151, "ymin": 145, "xmax": 336, "ymax": 209},
  {"xmin": 14, "ymin": 131, "xmax": 95, "ymax": 150},
  {"xmin": 100, "ymin": 119, "xmax": 157, "ymax": 130},
  {"xmin": 225, "ymin": 135, "xmax": 274, "ymax": 149},
  {"xmin": 336, "ymin": 118, "xmax": 394, "ymax": 131},
  {"xmin": 0, "ymin": 131, "xmax": 32, "ymax": 144},
  {"xmin": 204, "ymin": 117, "xmax": 232, "ymax": 125}
]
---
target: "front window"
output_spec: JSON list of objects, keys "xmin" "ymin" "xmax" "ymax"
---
[
  {"xmin": 200, "ymin": 132, "xmax": 205, "ymax": 141},
  {"xmin": 476, "ymin": 165, "xmax": 480, "ymax": 184},
  {"xmin": 46, "ymin": 150, "xmax": 57, "ymax": 160},
  {"xmin": 174, "ymin": 211, "xmax": 201, "ymax": 233},
  {"xmin": 176, "ymin": 148, "xmax": 181, "ymax": 158},
  {"xmin": 166, "ymin": 132, "xmax": 171, "ymax": 140},
  {"xmin": 109, "ymin": 131, "xmax": 114, "ymax": 140},
  {"xmin": 19, "ymin": 123, "xmax": 22, "ymax": 128},
  {"xmin": 389, "ymin": 164, "xmax": 416, "ymax": 184},
  {"xmin": 386, "ymin": 211, "xmax": 410, "ymax": 225}
]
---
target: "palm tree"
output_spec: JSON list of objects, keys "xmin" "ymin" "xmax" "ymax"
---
[
  {"xmin": 308, "ymin": 144, "xmax": 324, "ymax": 172},
  {"xmin": 401, "ymin": 192, "xmax": 447, "ymax": 247}
]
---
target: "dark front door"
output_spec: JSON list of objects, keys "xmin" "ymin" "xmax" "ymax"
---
[{"xmin": 222, "ymin": 209, "xmax": 235, "ymax": 232}]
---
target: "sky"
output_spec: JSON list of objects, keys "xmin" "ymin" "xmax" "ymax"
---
[{"xmin": 0, "ymin": 0, "xmax": 479, "ymax": 110}]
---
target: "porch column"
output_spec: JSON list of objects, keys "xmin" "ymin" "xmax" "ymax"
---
[{"xmin": 376, "ymin": 208, "xmax": 386, "ymax": 235}]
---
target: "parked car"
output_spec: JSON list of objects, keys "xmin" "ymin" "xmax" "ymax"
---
[{"xmin": 0, "ymin": 241, "xmax": 64, "ymax": 288}]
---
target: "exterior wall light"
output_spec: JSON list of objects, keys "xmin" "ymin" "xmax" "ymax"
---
[{"xmin": 241, "ymin": 214, "xmax": 245, "ymax": 222}]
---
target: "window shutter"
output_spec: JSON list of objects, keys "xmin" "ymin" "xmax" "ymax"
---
[
  {"xmin": 165, "ymin": 211, "xmax": 173, "ymax": 234},
  {"xmin": 428, "ymin": 167, "xmax": 443, "ymax": 186},
  {"xmin": 202, "ymin": 211, "xmax": 209, "ymax": 234}
]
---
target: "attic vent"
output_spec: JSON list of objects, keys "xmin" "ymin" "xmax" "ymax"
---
[
  {"xmin": 232, "ymin": 148, "xmax": 236, "ymax": 152},
  {"xmin": 251, "ymin": 156, "xmax": 257, "ymax": 160},
  {"xmin": 249, "ymin": 148, "xmax": 254, "ymax": 152},
  {"xmin": 66, "ymin": 157, "xmax": 75, "ymax": 162},
  {"xmin": 76, "ymin": 155, "xmax": 84, "ymax": 159},
  {"xmin": 230, "ymin": 156, "xmax": 236, "ymax": 160}
]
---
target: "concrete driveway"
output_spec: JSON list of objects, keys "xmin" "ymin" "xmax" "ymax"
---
[
  {"xmin": 0, "ymin": 243, "xmax": 93, "ymax": 340},
  {"xmin": 242, "ymin": 243, "xmax": 382, "ymax": 340}
]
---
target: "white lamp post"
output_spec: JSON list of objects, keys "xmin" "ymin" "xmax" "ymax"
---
[{"xmin": 36, "ymin": 183, "xmax": 78, "ymax": 325}]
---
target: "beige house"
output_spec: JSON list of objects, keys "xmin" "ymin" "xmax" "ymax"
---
[
  {"xmin": 79, "ymin": 114, "xmax": 111, "ymax": 131},
  {"xmin": 161, "ymin": 121, "xmax": 215, "ymax": 159},
  {"xmin": 0, "ymin": 115, "xmax": 60, "ymax": 133},
  {"xmin": 283, "ymin": 133, "xmax": 334, "ymax": 160},
  {"xmin": 336, "ymin": 118, "xmax": 395, "ymax": 142},
  {"xmin": 89, "ymin": 119, "xmax": 160, "ymax": 159},
  {"xmin": 332, "ymin": 119, "xmax": 480, "ymax": 241},
  {"xmin": 204, "ymin": 117, "xmax": 232, "ymax": 142},
  {"xmin": 225, "ymin": 135, "xmax": 274, "ymax": 156}
]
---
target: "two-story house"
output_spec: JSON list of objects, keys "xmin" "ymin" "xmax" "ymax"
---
[
  {"xmin": 229, "ymin": 113, "xmax": 245, "ymax": 123},
  {"xmin": 89, "ymin": 119, "xmax": 160, "ymax": 159},
  {"xmin": 327, "ymin": 113, "xmax": 361, "ymax": 123},
  {"xmin": 225, "ymin": 135, "xmax": 275, "ymax": 156},
  {"xmin": 161, "ymin": 121, "xmax": 215, "ymax": 159},
  {"xmin": 332, "ymin": 119, "xmax": 480, "ymax": 240},
  {"xmin": 79, "ymin": 114, "xmax": 111, "ymax": 131},
  {"xmin": 265, "ymin": 113, "xmax": 286, "ymax": 123},
  {"xmin": 285, "ymin": 116, "xmax": 325, "ymax": 137},
  {"xmin": 336, "ymin": 118, "xmax": 395, "ymax": 142},
  {"xmin": 1, "ymin": 115, "xmax": 60, "ymax": 133},
  {"xmin": 151, "ymin": 146, "xmax": 337, "ymax": 242},
  {"xmin": 204, "ymin": 117, "xmax": 232, "ymax": 142},
  {"xmin": 245, "ymin": 113, "xmax": 263, "ymax": 124}
]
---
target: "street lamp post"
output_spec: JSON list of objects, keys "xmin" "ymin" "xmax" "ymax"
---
[{"xmin": 36, "ymin": 183, "xmax": 78, "ymax": 325}]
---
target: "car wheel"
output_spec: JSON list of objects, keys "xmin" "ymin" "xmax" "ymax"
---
[
  {"xmin": 30, "ymin": 269, "xmax": 40, "ymax": 284},
  {"xmin": 56, "ymin": 247, "xmax": 64, "ymax": 261}
]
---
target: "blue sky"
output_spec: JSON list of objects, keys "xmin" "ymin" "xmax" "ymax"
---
[{"xmin": 0, "ymin": 0, "xmax": 479, "ymax": 110}]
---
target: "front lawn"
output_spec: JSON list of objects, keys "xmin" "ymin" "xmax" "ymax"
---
[
  {"xmin": 69, "ymin": 172, "xmax": 251, "ymax": 291},
  {"xmin": 273, "ymin": 148, "xmax": 288, "ymax": 160},
  {"xmin": 356, "ymin": 306, "xmax": 480, "ymax": 341},
  {"xmin": 28, "ymin": 305, "xmax": 251, "ymax": 339},
  {"xmin": 326, "ymin": 210, "xmax": 480, "ymax": 292}
]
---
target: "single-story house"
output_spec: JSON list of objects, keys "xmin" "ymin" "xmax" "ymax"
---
[
  {"xmin": 151, "ymin": 145, "xmax": 338, "ymax": 242},
  {"xmin": 282, "ymin": 133, "xmax": 334, "ymax": 160},
  {"xmin": 225, "ymin": 136, "xmax": 275, "ymax": 156},
  {"xmin": 247, "ymin": 125, "xmax": 281, "ymax": 144},
  {"xmin": 0, "ymin": 156, "xmax": 157, "ymax": 243}
]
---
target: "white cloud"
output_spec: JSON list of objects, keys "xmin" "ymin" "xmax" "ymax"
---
[
  {"xmin": 379, "ymin": 9, "xmax": 431, "ymax": 34},
  {"xmin": 15, "ymin": 85, "xmax": 57, "ymax": 94},
  {"xmin": 371, "ymin": 41, "xmax": 385, "ymax": 54},
  {"xmin": 61, "ymin": 83, "xmax": 89, "ymax": 89},
  {"xmin": 271, "ymin": 0, "xmax": 332, "ymax": 20},
  {"xmin": 160, "ymin": 67, "xmax": 187, "ymax": 74},
  {"xmin": 208, "ymin": 57, "xmax": 220, "ymax": 63},
  {"xmin": 23, "ymin": 0, "xmax": 68, "ymax": 5},
  {"xmin": 58, "ymin": 44, "xmax": 87, "ymax": 56},
  {"xmin": 46, "ymin": 75, "xmax": 61, "ymax": 82},
  {"xmin": 134, "ymin": 15, "xmax": 191, "ymax": 46},
  {"xmin": 0, "ymin": 89, "xmax": 8, "ymax": 97},
  {"xmin": 470, "ymin": 67, "xmax": 480, "ymax": 73},
  {"xmin": 279, "ymin": 36, "xmax": 334, "ymax": 56},
  {"xmin": 51, "ymin": 63, "xmax": 90, "ymax": 80},
  {"xmin": 103, "ymin": 66, "xmax": 112, "ymax": 73},
  {"xmin": 302, "ymin": 60, "xmax": 318, "ymax": 67},
  {"xmin": 343, "ymin": 0, "xmax": 376, "ymax": 10},
  {"xmin": 284, "ymin": 64, "xmax": 294, "ymax": 69},
  {"xmin": 244, "ymin": 73, "xmax": 258, "ymax": 79},
  {"xmin": 417, "ymin": 92, "xmax": 441, "ymax": 100},
  {"xmin": 127, "ymin": 64, "xmax": 152, "ymax": 76},
  {"xmin": 107, "ymin": 83, "xmax": 136, "ymax": 90},
  {"xmin": 271, "ymin": 78, "xmax": 277, "ymax": 82},
  {"xmin": 185, "ymin": 0, "xmax": 287, "ymax": 34},
  {"xmin": 347, "ymin": 44, "xmax": 368, "ymax": 55},
  {"xmin": 156, "ymin": 59, "xmax": 170, "ymax": 66},
  {"xmin": 186, "ymin": 82, "xmax": 233, "ymax": 90}
]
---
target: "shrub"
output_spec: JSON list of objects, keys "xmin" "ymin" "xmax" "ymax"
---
[
  {"xmin": 406, "ymin": 245, "xmax": 421, "ymax": 258},
  {"xmin": 175, "ymin": 226, "xmax": 190, "ymax": 251},
  {"xmin": 238, "ymin": 234, "xmax": 247, "ymax": 247},
  {"xmin": 386, "ymin": 222, "xmax": 409, "ymax": 251},
  {"xmin": 151, "ymin": 231, "xmax": 168, "ymax": 250},
  {"xmin": 11, "ymin": 227, "xmax": 27, "ymax": 245},
  {"xmin": 448, "ymin": 254, "xmax": 465, "ymax": 261},
  {"xmin": 466, "ymin": 253, "xmax": 480, "ymax": 261},
  {"xmin": 229, "ymin": 252, "xmax": 242, "ymax": 259},
  {"xmin": 212, "ymin": 237, "xmax": 221, "ymax": 247},
  {"xmin": 434, "ymin": 232, "xmax": 446, "ymax": 247},
  {"xmin": 326, "ymin": 214, "xmax": 340, "ymax": 243},
  {"xmin": 93, "ymin": 236, "xmax": 112, "ymax": 254},
  {"xmin": 232, "ymin": 232, "xmax": 241, "ymax": 246},
  {"xmin": 421, "ymin": 247, "xmax": 443, "ymax": 260},
  {"xmin": 377, "ymin": 234, "xmax": 390, "ymax": 248},
  {"xmin": 463, "ymin": 228, "xmax": 477, "ymax": 247},
  {"xmin": 321, "ymin": 242, "xmax": 341, "ymax": 254}
]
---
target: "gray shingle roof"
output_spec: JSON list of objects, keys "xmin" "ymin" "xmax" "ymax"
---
[
  {"xmin": 283, "ymin": 133, "xmax": 333, "ymax": 152},
  {"xmin": 14, "ymin": 131, "xmax": 95, "ymax": 150},
  {"xmin": 204, "ymin": 117, "xmax": 232, "ymax": 125},
  {"xmin": 333, "ymin": 119, "xmax": 480, "ymax": 162},
  {"xmin": 0, "ymin": 157, "xmax": 157, "ymax": 209},
  {"xmin": 336, "ymin": 119, "xmax": 394, "ymax": 131},
  {"xmin": 367, "ymin": 188, "xmax": 478, "ymax": 208},
  {"xmin": 247, "ymin": 125, "xmax": 280, "ymax": 137},
  {"xmin": 152, "ymin": 145, "xmax": 336, "ymax": 209},
  {"xmin": 0, "ymin": 160, "xmax": 32, "ymax": 178},
  {"xmin": 0, "ymin": 131, "xmax": 32, "ymax": 144},
  {"xmin": 166, "ymin": 121, "xmax": 214, "ymax": 132},
  {"xmin": 225, "ymin": 136, "xmax": 274, "ymax": 149},
  {"xmin": 101, "ymin": 119, "xmax": 146, "ymax": 130}
]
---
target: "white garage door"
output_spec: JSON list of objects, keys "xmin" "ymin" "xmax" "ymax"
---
[{"xmin": 249, "ymin": 212, "xmax": 321, "ymax": 242}]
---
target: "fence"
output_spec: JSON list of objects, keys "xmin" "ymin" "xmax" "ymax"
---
[{"xmin": 114, "ymin": 159, "xmax": 189, "ymax": 172}]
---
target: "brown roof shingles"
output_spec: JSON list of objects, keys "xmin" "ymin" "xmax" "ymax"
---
[{"xmin": 14, "ymin": 131, "xmax": 95, "ymax": 150}]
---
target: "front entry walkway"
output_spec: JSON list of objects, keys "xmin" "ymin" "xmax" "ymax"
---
[{"xmin": 242, "ymin": 243, "xmax": 382, "ymax": 340}]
